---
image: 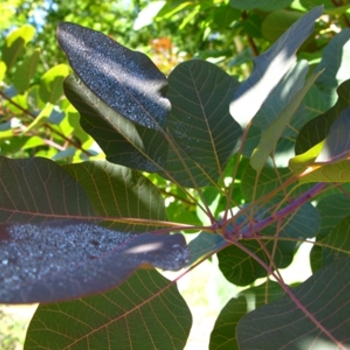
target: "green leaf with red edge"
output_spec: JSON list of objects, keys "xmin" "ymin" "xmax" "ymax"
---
[
  {"xmin": 210, "ymin": 281, "xmax": 283, "ymax": 350},
  {"xmin": 165, "ymin": 60, "xmax": 242, "ymax": 185},
  {"xmin": 57, "ymin": 22, "xmax": 170, "ymax": 131},
  {"xmin": 0, "ymin": 157, "xmax": 189, "ymax": 303},
  {"xmin": 218, "ymin": 203, "xmax": 319, "ymax": 286},
  {"xmin": 64, "ymin": 74, "xmax": 168, "ymax": 173},
  {"xmin": 237, "ymin": 258, "xmax": 350, "ymax": 349},
  {"xmin": 24, "ymin": 269, "xmax": 192, "ymax": 349}
]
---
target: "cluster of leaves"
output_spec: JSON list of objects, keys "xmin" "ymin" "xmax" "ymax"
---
[{"xmin": 1, "ymin": 1, "xmax": 350, "ymax": 349}]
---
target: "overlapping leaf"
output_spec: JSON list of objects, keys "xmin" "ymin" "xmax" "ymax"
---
[
  {"xmin": 250, "ymin": 69, "xmax": 321, "ymax": 171},
  {"xmin": 64, "ymin": 74, "xmax": 168, "ymax": 172},
  {"xmin": 296, "ymin": 79, "xmax": 350, "ymax": 154},
  {"xmin": 230, "ymin": 6, "xmax": 323, "ymax": 127},
  {"xmin": 0, "ymin": 221, "xmax": 188, "ymax": 303},
  {"xmin": 229, "ymin": 0, "xmax": 293, "ymax": 11},
  {"xmin": 166, "ymin": 60, "xmax": 242, "ymax": 184},
  {"xmin": 24, "ymin": 269, "xmax": 192, "ymax": 349},
  {"xmin": 63, "ymin": 160, "xmax": 167, "ymax": 231},
  {"xmin": 210, "ymin": 281, "xmax": 283, "ymax": 350},
  {"xmin": 237, "ymin": 258, "xmax": 350, "ymax": 349},
  {"xmin": 57, "ymin": 22, "xmax": 170, "ymax": 131},
  {"xmin": 0, "ymin": 157, "xmax": 189, "ymax": 303},
  {"xmin": 218, "ymin": 203, "xmax": 319, "ymax": 286}
]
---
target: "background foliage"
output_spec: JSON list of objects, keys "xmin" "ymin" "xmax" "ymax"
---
[{"xmin": 1, "ymin": 0, "xmax": 350, "ymax": 349}]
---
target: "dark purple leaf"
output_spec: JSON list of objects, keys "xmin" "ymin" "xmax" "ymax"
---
[
  {"xmin": 57, "ymin": 22, "xmax": 171, "ymax": 131},
  {"xmin": 0, "ymin": 221, "xmax": 189, "ymax": 303}
]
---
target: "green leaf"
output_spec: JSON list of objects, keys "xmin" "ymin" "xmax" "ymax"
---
[
  {"xmin": 0, "ymin": 157, "xmax": 189, "ymax": 303},
  {"xmin": 229, "ymin": 0, "xmax": 293, "ymax": 11},
  {"xmin": 24, "ymin": 269, "xmax": 192, "ymax": 349},
  {"xmin": 314, "ymin": 29, "xmax": 350, "ymax": 107},
  {"xmin": 62, "ymin": 160, "xmax": 167, "ymax": 231},
  {"xmin": 187, "ymin": 232, "xmax": 227, "ymax": 265},
  {"xmin": 218, "ymin": 203, "xmax": 319, "ymax": 286},
  {"xmin": 296, "ymin": 79, "xmax": 350, "ymax": 154},
  {"xmin": 0, "ymin": 61, "xmax": 6, "ymax": 81},
  {"xmin": 317, "ymin": 194, "xmax": 350, "ymax": 240},
  {"xmin": 230, "ymin": 6, "xmax": 323, "ymax": 127},
  {"xmin": 167, "ymin": 60, "xmax": 242, "ymax": 182},
  {"xmin": 241, "ymin": 165, "xmax": 292, "ymax": 203},
  {"xmin": 21, "ymin": 102, "xmax": 53, "ymax": 135},
  {"xmin": 1, "ymin": 25, "xmax": 35, "ymax": 71},
  {"xmin": 13, "ymin": 48, "xmax": 40, "ymax": 92},
  {"xmin": 262, "ymin": 10, "xmax": 303, "ymax": 43},
  {"xmin": 64, "ymin": 74, "xmax": 168, "ymax": 173},
  {"xmin": 315, "ymin": 106, "xmax": 350, "ymax": 163},
  {"xmin": 250, "ymin": 69, "xmax": 321, "ymax": 171},
  {"xmin": 210, "ymin": 281, "xmax": 283, "ymax": 350},
  {"xmin": 133, "ymin": 1, "xmax": 166, "ymax": 30},
  {"xmin": 322, "ymin": 215, "xmax": 350, "ymax": 267},
  {"xmin": 237, "ymin": 258, "xmax": 350, "ymax": 349},
  {"xmin": 39, "ymin": 64, "xmax": 70, "ymax": 103},
  {"xmin": 57, "ymin": 22, "xmax": 170, "ymax": 131},
  {"xmin": 0, "ymin": 156, "xmax": 95, "ymax": 223}
]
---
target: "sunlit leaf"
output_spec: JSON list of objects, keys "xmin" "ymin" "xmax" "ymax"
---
[
  {"xmin": 64, "ymin": 74, "xmax": 168, "ymax": 173},
  {"xmin": 237, "ymin": 258, "xmax": 350, "ymax": 349},
  {"xmin": 250, "ymin": 70, "xmax": 321, "ymax": 171},
  {"xmin": 39, "ymin": 64, "xmax": 70, "ymax": 104},
  {"xmin": 13, "ymin": 48, "xmax": 40, "ymax": 93},
  {"xmin": 57, "ymin": 22, "xmax": 170, "ymax": 131},
  {"xmin": 230, "ymin": 6, "xmax": 323, "ymax": 127},
  {"xmin": 1, "ymin": 25, "xmax": 35, "ymax": 71}
]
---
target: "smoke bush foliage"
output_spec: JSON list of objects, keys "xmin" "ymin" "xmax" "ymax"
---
[{"xmin": 1, "ymin": 4, "xmax": 350, "ymax": 349}]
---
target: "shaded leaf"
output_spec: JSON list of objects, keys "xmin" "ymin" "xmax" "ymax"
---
[
  {"xmin": 237, "ymin": 258, "xmax": 350, "ymax": 349},
  {"xmin": 167, "ymin": 60, "xmax": 242, "ymax": 182},
  {"xmin": 64, "ymin": 74, "xmax": 168, "ymax": 173},
  {"xmin": 250, "ymin": 70, "xmax": 321, "ymax": 171},
  {"xmin": 314, "ymin": 29, "xmax": 350, "ymax": 106},
  {"xmin": 317, "ymin": 194, "xmax": 350, "ymax": 240},
  {"xmin": 24, "ymin": 269, "xmax": 191, "ymax": 349},
  {"xmin": 322, "ymin": 215, "xmax": 350, "ymax": 267},
  {"xmin": 0, "ymin": 221, "xmax": 189, "ymax": 303},
  {"xmin": 296, "ymin": 79, "xmax": 350, "ymax": 154},
  {"xmin": 315, "ymin": 106, "xmax": 350, "ymax": 163},
  {"xmin": 39, "ymin": 64, "xmax": 70, "ymax": 104},
  {"xmin": 229, "ymin": 0, "xmax": 293, "ymax": 11},
  {"xmin": 13, "ymin": 49, "xmax": 40, "ymax": 93},
  {"xmin": 1, "ymin": 25, "xmax": 35, "ymax": 71},
  {"xmin": 57, "ymin": 22, "xmax": 170, "ymax": 131},
  {"xmin": 230, "ymin": 6, "xmax": 323, "ymax": 127},
  {"xmin": 0, "ymin": 156, "xmax": 95, "ymax": 223},
  {"xmin": 210, "ymin": 281, "xmax": 283, "ymax": 350},
  {"xmin": 262, "ymin": 10, "xmax": 303, "ymax": 43},
  {"xmin": 187, "ymin": 232, "xmax": 227, "ymax": 265},
  {"xmin": 63, "ymin": 160, "xmax": 167, "ymax": 231},
  {"xmin": 218, "ymin": 203, "xmax": 319, "ymax": 286}
]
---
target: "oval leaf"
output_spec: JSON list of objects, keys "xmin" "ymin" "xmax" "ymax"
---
[
  {"xmin": 0, "ymin": 221, "xmax": 189, "ymax": 303},
  {"xmin": 57, "ymin": 22, "xmax": 171, "ymax": 131}
]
